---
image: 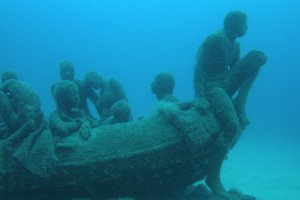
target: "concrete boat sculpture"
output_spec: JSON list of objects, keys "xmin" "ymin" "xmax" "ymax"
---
[{"xmin": 0, "ymin": 99, "xmax": 226, "ymax": 199}]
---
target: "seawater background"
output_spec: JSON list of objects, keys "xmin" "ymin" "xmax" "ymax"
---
[{"xmin": 0, "ymin": 1, "xmax": 299, "ymax": 199}]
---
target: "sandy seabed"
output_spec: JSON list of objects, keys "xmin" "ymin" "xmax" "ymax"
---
[{"xmin": 222, "ymin": 133, "xmax": 300, "ymax": 200}]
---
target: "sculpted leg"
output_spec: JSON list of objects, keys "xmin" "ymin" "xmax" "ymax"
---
[
  {"xmin": 205, "ymin": 143, "xmax": 226, "ymax": 195},
  {"xmin": 227, "ymin": 50, "xmax": 267, "ymax": 130},
  {"xmin": 206, "ymin": 149, "xmax": 242, "ymax": 200},
  {"xmin": 205, "ymin": 87, "xmax": 240, "ymax": 199}
]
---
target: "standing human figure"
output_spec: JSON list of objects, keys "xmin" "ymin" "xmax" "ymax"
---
[{"xmin": 194, "ymin": 11, "xmax": 267, "ymax": 199}]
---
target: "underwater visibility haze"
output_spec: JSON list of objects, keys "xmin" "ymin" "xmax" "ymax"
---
[{"xmin": 0, "ymin": 0, "xmax": 300, "ymax": 199}]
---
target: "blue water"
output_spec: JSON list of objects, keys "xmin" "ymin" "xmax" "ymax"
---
[{"xmin": 0, "ymin": 1, "xmax": 299, "ymax": 198}]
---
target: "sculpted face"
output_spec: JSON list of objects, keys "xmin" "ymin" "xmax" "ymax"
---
[
  {"xmin": 224, "ymin": 11, "xmax": 248, "ymax": 39},
  {"xmin": 59, "ymin": 61, "xmax": 75, "ymax": 80},
  {"xmin": 55, "ymin": 80, "xmax": 79, "ymax": 110},
  {"xmin": 233, "ymin": 19, "xmax": 247, "ymax": 37}
]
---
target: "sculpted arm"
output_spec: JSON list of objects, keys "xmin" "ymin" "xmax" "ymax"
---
[
  {"xmin": 87, "ymin": 87, "xmax": 99, "ymax": 104},
  {"xmin": 84, "ymin": 71, "xmax": 103, "ymax": 105},
  {"xmin": 231, "ymin": 43, "xmax": 241, "ymax": 68},
  {"xmin": 49, "ymin": 111, "xmax": 80, "ymax": 137}
]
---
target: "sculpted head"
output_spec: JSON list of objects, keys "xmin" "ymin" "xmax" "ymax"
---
[
  {"xmin": 151, "ymin": 72, "xmax": 175, "ymax": 100},
  {"xmin": 59, "ymin": 61, "xmax": 75, "ymax": 80},
  {"xmin": 1, "ymin": 71, "xmax": 19, "ymax": 83},
  {"xmin": 54, "ymin": 80, "xmax": 79, "ymax": 111},
  {"xmin": 224, "ymin": 11, "xmax": 248, "ymax": 40},
  {"xmin": 111, "ymin": 100, "xmax": 131, "ymax": 123},
  {"xmin": 85, "ymin": 72, "xmax": 105, "ymax": 89}
]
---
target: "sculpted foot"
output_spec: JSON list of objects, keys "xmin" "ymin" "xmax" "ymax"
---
[{"xmin": 206, "ymin": 178, "xmax": 240, "ymax": 200}]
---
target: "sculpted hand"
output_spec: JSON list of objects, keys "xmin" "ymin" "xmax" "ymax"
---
[
  {"xmin": 79, "ymin": 122, "xmax": 91, "ymax": 140},
  {"xmin": 71, "ymin": 108, "xmax": 85, "ymax": 117}
]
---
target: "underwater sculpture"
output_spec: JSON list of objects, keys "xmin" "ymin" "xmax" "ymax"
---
[
  {"xmin": 0, "ymin": 71, "xmax": 20, "ymax": 139},
  {"xmin": 0, "ymin": 10, "xmax": 266, "ymax": 200},
  {"xmin": 0, "ymin": 73, "xmax": 42, "ymax": 135},
  {"xmin": 193, "ymin": 11, "xmax": 267, "ymax": 200},
  {"xmin": 0, "ymin": 92, "xmax": 221, "ymax": 199},
  {"xmin": 151, "ymin": 72, "xmax": 178, "ymax": 103},
  {"xmin": 52, "ymin": 61, "xmax": 100, "ymax": 119},
  {"xmin": 0, "ymin": 86, "xmax": 257, "ymax": 200},
  {"xmin": 96, "ymin": 76, "xmax": 132, "ymax": 123},
  {"xmin": 0, "ymin": 76, "xmax": 55, "ymax": 183},
  {"xmin": 101, "ymin": 100, "xmax": 132, "ymax": 125},
  {"xmin": 49, "ymin": 80, "xmax": 97, "ymax": 139},
  {"xmin": 1, "ymin": 71, "xmax": 19, "ymax": 83}
]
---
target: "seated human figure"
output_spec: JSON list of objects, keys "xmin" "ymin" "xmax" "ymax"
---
[
  {"xmin": 49, "ymin": 80, "xmax": 96, "ymax": 139},
  {"xmin": 0, "ymin": 71, "xmax": 42, "ymax": 138},
  {"xmin": 51, "ymin": 61, "xmax": 100, "ymax": 119},
  {"xmin": 96, "ymin": 76, "xmax": 132, "ymax": 122},
  {"xmin": 151, "ymin": 72, "xmax": 178, "ymax": 102},
  {"xmin": 0, "ymin": 71, "xmax": 19, "ymax": 138},
  {"xmin": 193, "ymin": 11, "xmax": 267, "ymax": 199},
  {"xmin": 0, "ymin": 71, "xmax": 20, "ymax": 138}
]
